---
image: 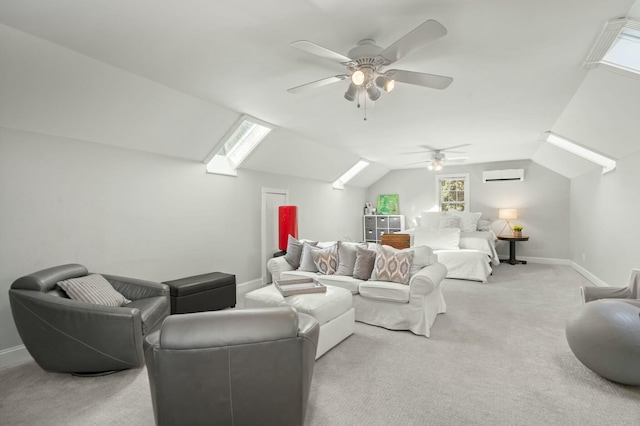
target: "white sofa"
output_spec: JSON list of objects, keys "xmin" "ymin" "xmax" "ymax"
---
[{"xmin": 267, "ymin": 245, "xmax": 447, "ymax": 337}]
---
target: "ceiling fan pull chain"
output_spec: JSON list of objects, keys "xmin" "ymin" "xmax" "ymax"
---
[{"xmin": 364, "ymin": 94, "xmax": 367, "ymax": 121}]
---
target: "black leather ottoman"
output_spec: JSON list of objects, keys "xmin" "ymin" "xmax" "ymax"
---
[{"xmin": 163, "ymin": 272, "xmax": 236, "ymax": 314}]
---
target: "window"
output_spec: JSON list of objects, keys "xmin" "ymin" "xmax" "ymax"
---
[
  {"xmin": 584, "ymin": 18, "xmax": 640, "ymax": 80},
  {"xmin": 332, "ymin": 160, "xmax": 369, "ymax": 189},
  {"xmin": 436, "ymin": 174, "xmax": 469, "ymax": 211},
  {"xmin": 204, "ymin": 114, "xmax": 274, "ymax": 176},
  {"xmin": 545, "ymin": 132, "xmax": 616, "ymax": 174}
]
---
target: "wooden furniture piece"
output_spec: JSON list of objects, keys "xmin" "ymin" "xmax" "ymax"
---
[
  {"xmin": 497, "ymin": 235, "xmax": 529, "ymax": 265},
  {"xmin": 380, "ymin": 233, "xmax": 411, "ymax": 249},
  {"xmin": 363, "ymin": 214, "xmax": 405, "ymax": 243}
]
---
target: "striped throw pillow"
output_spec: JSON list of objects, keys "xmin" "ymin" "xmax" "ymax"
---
[{"xmin": 57, "ymin": 274, "xmax": 131, "ymax": 307}]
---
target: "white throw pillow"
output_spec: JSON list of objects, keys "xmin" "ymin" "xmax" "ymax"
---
[
  {"xmin": 420, "ymin": 212, "xmax": 440, "ymax": 229},
  {"xmin": 414, "ymin": 227, "xmax": 461, "ymax": 250},
  {"xmin": 409, "ymin": 245, "xmax": 436, "ymax": 275},
  {"xmin": 449, "ymin": 211, "xmax": 482, "ymax": 232},
  {"xmin": 438, "ymin": 212, "xmax": 460, "ymax": 229}
]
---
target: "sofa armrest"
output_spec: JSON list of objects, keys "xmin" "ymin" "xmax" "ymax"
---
[
  {"xmin": 408, "ymin": 261, "xmax": 447, "ymax": 304},
  {"xmin": 102, "ymin": 274, "xmax": 169, "ymax": 301},
  {"xmin": 267, "ymin": 256, "xmax": 295, "ymax": 282}
]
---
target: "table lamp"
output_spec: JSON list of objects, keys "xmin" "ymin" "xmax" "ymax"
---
[{"xmin": 498, "ymin": 209, "xmax": 517, "ymax": 236}]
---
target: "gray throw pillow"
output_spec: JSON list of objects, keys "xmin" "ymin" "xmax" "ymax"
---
[
  {"xmin": 335, "ymin": 241, "xmax": 364, "ymax": 276},
  {"xmin": 311, "ymin": 244, "xmax": 338, "ymax": 275},
  {"xmin": 298, "ymin": 242, "xmax": 320, "ymax": 272},
  {"xmin": 352, "ymin": 246, "xmax": 377, "ymax": 280},
  {"xmin": 283, "ymin": 235, "xmax": 305, "ymax": 268},
  {"xmin": 57, "ymin": 274, "xmax": 131, "ymax": 307}
]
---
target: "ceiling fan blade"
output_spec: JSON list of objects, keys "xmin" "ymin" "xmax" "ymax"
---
[
  {"xmin": 388, "ymin": 69, "xmax": 453, "ymax": 90},
  {"xmin": 419, "ymin": 144, "xmax": 438, "ymax": 152},
  {"xmin": 379, "ymin": 19, "xmax": 447, "ymax": 63},
  {"xmin": 405, "ymin": 160, "xmax": 429, "ymax": 166},
  {"xmin": 440, "ymin": 144, "xmax": 471, "ymax": 151},
  {"xmin": 443, "ymin": 157, "xmax": 468, "ymax": 163},
  {"xmin": 287, "ymin": 75, "xmax": 350, "ymax": 94},
  {"xmin": 291, "ymin": 40, "xmax": 353, "ymax": 64}
]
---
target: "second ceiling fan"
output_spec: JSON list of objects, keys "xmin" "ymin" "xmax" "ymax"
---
[{"xmin": 288, "ymin": 19, "xmax": 454, "ymax": 103}]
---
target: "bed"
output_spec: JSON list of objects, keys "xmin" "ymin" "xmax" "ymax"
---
[{"xmin": 399, "ymin": 224, "xmax": 499, "ymax": 283}]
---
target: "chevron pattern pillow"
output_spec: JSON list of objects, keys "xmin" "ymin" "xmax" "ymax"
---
[
  {"xmin": 374, "ymin": 245, "xmax": 414, "ymax": 284},
  {"xmin": 311, "ymin": 244, "xmax": 338, "ymax": 275},
  {"xmin": 57, "ymin": 274, "xmax": 131, "ymax": 307}
]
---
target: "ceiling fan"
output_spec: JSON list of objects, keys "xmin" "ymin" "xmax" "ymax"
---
[
  {"xmin": 406, "ymin": 144, "xmax": 469, "ymax": 171},
  {"xmin": 287, "ymin": 19, "xmax": 454, "ymax": 105}
]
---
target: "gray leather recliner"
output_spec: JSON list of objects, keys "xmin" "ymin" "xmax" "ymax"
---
[
  {"xmin": 9, "ymin": 263, "xmax": 170, "ymax": 375},
  {"xmin": 144, "ymin": 306, "xmax": 320, "ymax": 426}
]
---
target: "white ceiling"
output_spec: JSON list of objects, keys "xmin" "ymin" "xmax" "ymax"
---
[{"xmin": 1, "ymin": 0, "xmax": 638, "ymax": 184}]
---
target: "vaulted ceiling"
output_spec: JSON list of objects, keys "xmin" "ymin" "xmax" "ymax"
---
[{"xmin": 1, "ymin": 0, "xmax": 639, "ymax": 185}]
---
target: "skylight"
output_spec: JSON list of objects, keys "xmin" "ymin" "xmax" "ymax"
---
[
  {"xmin": 584, "ymin": 18, "xmax": 640, "ymax": 79},
  {"xmin": 332, "ymin": 160, "xmax": 370, "ymax": 189},
  {"xmin": 545, "ymin": 132, "xmax": 616, "ymax": 174},
  {"xmin": 205, "ymin": 115, "xmax": 273, "ymax": 176}
]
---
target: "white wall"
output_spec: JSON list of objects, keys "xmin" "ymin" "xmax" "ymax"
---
[
  {"xmin": 0, "ymin": 127, "xmax": 365, "ymax": 355},
  {"xmin": 570, "ymin": 150, "xmax": 640, "ymax": 286},
  {"xmin": 366, "ymin": 160, "xmax": 571, "ymax": 260}
]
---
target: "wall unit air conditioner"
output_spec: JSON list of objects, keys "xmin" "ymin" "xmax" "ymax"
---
[{"xmin": 482, "ymin": 169, "xmax": 524, "ymax": 183}]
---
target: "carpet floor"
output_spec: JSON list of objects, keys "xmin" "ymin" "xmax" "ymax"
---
[{"xmin": 1, "ymin": 263, "xmax": 639, "ymax": 425}]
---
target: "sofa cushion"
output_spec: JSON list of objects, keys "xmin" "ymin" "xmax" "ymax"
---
[
  {"xmin": 280, "ymin": 270, "xmax": 319, "ymax": 282},
  {"xmin": 410, "ymin": 245, "xmax": 436, "ymax": 276},
  {"xmin": 359, "ymin": 280, "xmax": 410, "ymax": 303},
  {"xmin": 374, "ymin": 245, "xmax": 413, "ymax": 285},
  {"xmin": 311, "ymin": 244, "xmax": 338, "ymax": 275},
  {"xmin": 57, "ymin": 274, "xmax": 131, "ymax": 307},
  {"xmin": 283, "ymin": 236, "xmax": 311, "ymax": 269},
  {"xmin": 314, "ymin": 274, "xmax": 362, "ymax": 294},
  {"xmin": 335, "ymin": 242, "xmax": 364, "ymax": 276},
  {"xmin": 298, "ymin": 242, "xmax": 320, "ymax": 272},
  {"xmin": 353, "ymin": 246, "xmax": 377, "ymax": 280}
]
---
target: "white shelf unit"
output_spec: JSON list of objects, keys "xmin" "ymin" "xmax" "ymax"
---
[{"xmin": 363, "ymin": 215, "xmax": 405, "ymax": 243}]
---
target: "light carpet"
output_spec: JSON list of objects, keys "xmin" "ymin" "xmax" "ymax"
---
[{"xmin": 1, "ymin": 264, "xmax": 639, "ymax": 425}]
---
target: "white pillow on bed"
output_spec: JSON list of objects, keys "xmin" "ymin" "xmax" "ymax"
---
[
  {"xmin": 414, "ymin": 227, "xmax": 461, "ymax": 250},
  {"xmin": 420, "ymin": 212, "xmax": 440, "ymax": 229},
  {"xmin": 448, "ymin": 211, "xmax": 482, "ymax": 232}
]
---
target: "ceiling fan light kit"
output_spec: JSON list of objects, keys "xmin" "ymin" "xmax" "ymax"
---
[{"xmin": 288, "ymin": 19, "xmax": 454, "ymax": 118}]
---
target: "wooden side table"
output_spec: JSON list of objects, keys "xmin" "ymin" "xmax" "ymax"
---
[{"xmin": 497, "ymin": 235, "xmax": 530, "ymax": 265}]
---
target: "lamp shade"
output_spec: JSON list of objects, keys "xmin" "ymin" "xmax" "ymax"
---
[
  {"xmin": 499, "ymin": 209, "xmax": 518, "ymax": 220},
  {"xmin": 278, "ymin": 206, "xmax": 298, "ymax": 251}
]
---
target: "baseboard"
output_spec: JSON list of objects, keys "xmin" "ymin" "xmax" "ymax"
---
[
  {"xmin": 237, "ymin": 278, "xmax": 264, "ymax": 295},
  {"xmin": 0, "ymin": 345, "xmax": 33, "ymax": 370},
  {"xmin": 518, "ymin": 256, "xmax": 571, "ymax": 266},
  {"xmin": 571, "ymin": 262, "xmax": 609, "ymax": 287}
]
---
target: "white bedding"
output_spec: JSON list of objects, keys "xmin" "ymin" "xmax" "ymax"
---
[
  {"xmin": 459, "ymin": 231, "xmax": 500, "ymax": 266},
  {"xmin": 401, "ymin": 228, "xmax": 498, "ymax": 282},
  {"xmin": 433, "ymin": 249, "xmax": 492, "ymax": 283}
]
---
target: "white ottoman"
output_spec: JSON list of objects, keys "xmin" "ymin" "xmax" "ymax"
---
[{"xmin": 244, "ymin": 285, "xmax": 355, "ymax": 359}]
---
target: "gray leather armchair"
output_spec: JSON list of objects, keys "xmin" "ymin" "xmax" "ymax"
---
[
  {"xmin": 144, "ymin": 306, "xmax": 320, "ymax": 426},
  {"xmin": 9, "ymin": 263, "xmax": 169, "ymax": 375},
  {"xmin": 580, "ymin": 268, "xmax": 639, "ymax": 303}
]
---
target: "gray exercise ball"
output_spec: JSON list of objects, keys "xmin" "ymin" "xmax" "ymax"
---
[{"xmin": 566, "ymin": 299, "xmax": 640, "ymax": 386}]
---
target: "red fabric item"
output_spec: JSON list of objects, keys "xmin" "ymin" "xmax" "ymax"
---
[{"xmin": 278, "ymin": 206, "xmax": 298, "ymax": 251}]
